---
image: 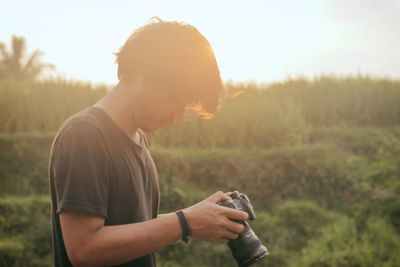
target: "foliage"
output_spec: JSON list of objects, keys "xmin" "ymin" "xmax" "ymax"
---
[
  {"xmin": 0, "ymin": 76, "xmax": 400, "ymax": 142},
  {"xmin": 0, "ymin": 36, "xmax": 54, "ymax": 81},
  {"xmin": 0, "ymin": 196, "xmax": 51, "ymax": 267},
  {"xmin": 0, "ymin": 79, "xmax": 107, "ymax": 132},
  {"xmin": 0, "ymin": 76, "xmax": 399, "ymax": 266}
]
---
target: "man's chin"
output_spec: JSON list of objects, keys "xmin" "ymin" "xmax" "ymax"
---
[
  {"xmin": 141, "ymin": 124, "xmax": 159, "ymax": 133},
  {"xmin": 142, "ymin": 120, "xmax": 172, "ymax": 133}
]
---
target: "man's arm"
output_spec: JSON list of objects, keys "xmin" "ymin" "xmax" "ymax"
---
[
  {"xmin": 60, "ymin": 210, "xmax": 181, "ymax": 267},
  {"xmin": 60, "ymin": 191, "xmax": 248, "ymax": 267}
]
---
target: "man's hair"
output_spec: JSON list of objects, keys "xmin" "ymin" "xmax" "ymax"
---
[{"xmin": 115, "ymin": 17, "xmax": 224, "ymax": 118}]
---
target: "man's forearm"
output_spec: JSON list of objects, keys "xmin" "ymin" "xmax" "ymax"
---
[{"xmin": 76, "ymin": 212, "xmax": 181, "ymax": 266}]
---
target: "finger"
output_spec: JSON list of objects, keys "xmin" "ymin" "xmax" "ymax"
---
[
  {"xmin": 216, "ymin": 237, "xmax": 230, "ymax": 244},
  {"xmin": 206, "ymin": 191, "xmax": 229, "ymax": 203},
  {"xmin": 219, "ymin": 206, "xmax": 249, "ymax": 221},
  {"xmin": 225, "ymin": 220, "xmax": 245, "ymax": 234},
  {"xmin": 224, "ymin": 192, "xmax": 233, "ymax": 198},
  {"xmin": 222, "ymin": 229, "xmax": 239, "ymax": 240},
  {"xmin": 228, "ymin": 190, "xmax": 239, "ymax": 196}
]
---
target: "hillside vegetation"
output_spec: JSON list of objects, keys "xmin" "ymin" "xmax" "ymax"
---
[{"xmin": 0, "ymin": 76, "xmax": 399, "ymax": 266}]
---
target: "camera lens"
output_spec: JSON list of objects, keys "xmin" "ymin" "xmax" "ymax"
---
[
  {"xmin": 219, "ymin": 193, "xmax": 268, "ymax": 266},
  {"xmin": 228, "ymin": 222, "xmax": 268, "ymax": 267}
]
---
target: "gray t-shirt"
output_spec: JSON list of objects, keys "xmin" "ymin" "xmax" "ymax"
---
[{"xmin": 49, "ymin": 106, "xmax": 160, "ymax": 267}]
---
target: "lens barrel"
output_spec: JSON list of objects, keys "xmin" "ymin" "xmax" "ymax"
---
[
  {"xmin": 220, "ymin": 192, "xmax": 268, "ymax": 266},
  {"xmin": 228, "ymin": 222, "xmax": 268, "ymax": 267}
]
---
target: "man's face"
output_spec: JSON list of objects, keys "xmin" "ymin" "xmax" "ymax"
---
[{"xmin": 136, "ymin": 85, "xmax": 188, "ymax": 133}]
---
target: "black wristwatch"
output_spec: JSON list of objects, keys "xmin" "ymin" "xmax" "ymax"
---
[{"xmin": 175, "ymin": 210, "xmax": 191, "ymax": 243}]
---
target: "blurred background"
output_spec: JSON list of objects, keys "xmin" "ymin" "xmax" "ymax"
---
[{"xmin": 1, "ymin": 0, "xmax": 399, "ymax": 266}]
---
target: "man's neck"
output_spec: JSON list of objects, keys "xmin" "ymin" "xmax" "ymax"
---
[{"xmin": 94, "ymin": 82, "xmax": 139, "ymax": 139}]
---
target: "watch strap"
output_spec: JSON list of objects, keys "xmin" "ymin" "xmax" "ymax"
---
[{"xmin": 175, "ymin": 210, "xmax": 191, "ymax": 243}]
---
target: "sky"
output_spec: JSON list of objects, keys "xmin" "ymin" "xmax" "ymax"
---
[{"xmin": 1, "ymin": 0, "xmax": 400, "ymax": 85}]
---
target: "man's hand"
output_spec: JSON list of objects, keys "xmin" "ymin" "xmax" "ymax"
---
[{"xmin": 183, "ymin": 191, "xmax": 249, "ymax": 244}]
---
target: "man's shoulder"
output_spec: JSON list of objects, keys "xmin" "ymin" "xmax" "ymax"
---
[
  {"xmin": 52, "ymin": 106, "xmax": 107, "ymax": 149},
  {"xmin": 61, "ymin": 106, "xmax": 103, "ymax": 131}
]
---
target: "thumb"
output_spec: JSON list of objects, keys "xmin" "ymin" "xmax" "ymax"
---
[{"xmin": 206, "ymin": 191, "xmax": 231, "ymax": 204}]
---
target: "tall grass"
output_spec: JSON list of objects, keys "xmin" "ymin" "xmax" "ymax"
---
[
  {"xmin": 1, "ymin": 76, "xmax": 399, "ymax": 149},
  {"xmin": 0, "ymin": 79, "xmax": 107, "ymax": 132}
]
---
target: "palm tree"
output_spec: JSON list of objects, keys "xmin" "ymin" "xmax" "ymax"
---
[{"xmin": 0, "ymin": 35, "xmax": 54, "ymax": 80}]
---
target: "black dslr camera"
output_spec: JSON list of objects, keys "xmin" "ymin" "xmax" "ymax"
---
[{"xmin": 219, "ymin": 191, "xmax": 268, "ymax": 267}]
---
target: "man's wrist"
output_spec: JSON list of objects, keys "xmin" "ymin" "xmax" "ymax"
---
[{"xmin": 175, "ymin": 210, "xmax": 192, "ymax": 243}]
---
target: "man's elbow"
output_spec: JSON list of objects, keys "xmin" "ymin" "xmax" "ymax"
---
[{"xmin": 68, "ymin": 247, "xmax": 95, "ymax": 267}]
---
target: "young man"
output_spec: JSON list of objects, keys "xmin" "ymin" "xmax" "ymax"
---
[{"xmin": 48, "ymin": 19, "xmax": 248, "ymax": 267}]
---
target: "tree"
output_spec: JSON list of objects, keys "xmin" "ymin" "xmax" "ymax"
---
[{"xmin": 0, "ymin": 35, "xmax": 54, "ymax": 80}]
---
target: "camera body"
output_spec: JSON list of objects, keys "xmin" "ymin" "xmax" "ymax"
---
[
  {"xmin": 220, "ymin": 192, "xmax": 268, "ymax": 267},
  {"xmin": 220, "ymin": 192, "xmax": 256, "ymax": 220}
]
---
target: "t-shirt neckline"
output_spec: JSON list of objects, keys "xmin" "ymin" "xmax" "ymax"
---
[{"xmin": 90, "ymin": 105, "xmax": 145, "ymax": 149}]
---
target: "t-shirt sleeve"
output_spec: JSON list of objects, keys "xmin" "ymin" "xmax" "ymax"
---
[{"xmin": 51, "ymin": 122, "xmax": 111, "ymax": 218}]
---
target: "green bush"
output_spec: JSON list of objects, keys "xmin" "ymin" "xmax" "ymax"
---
[
  {"xmin": 0, "ymin": 196, "xmax": 51, "ymax": 267},
  {"xmin": 293, "ymin": 217, "xmax": 400, "ymax": 267}
]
